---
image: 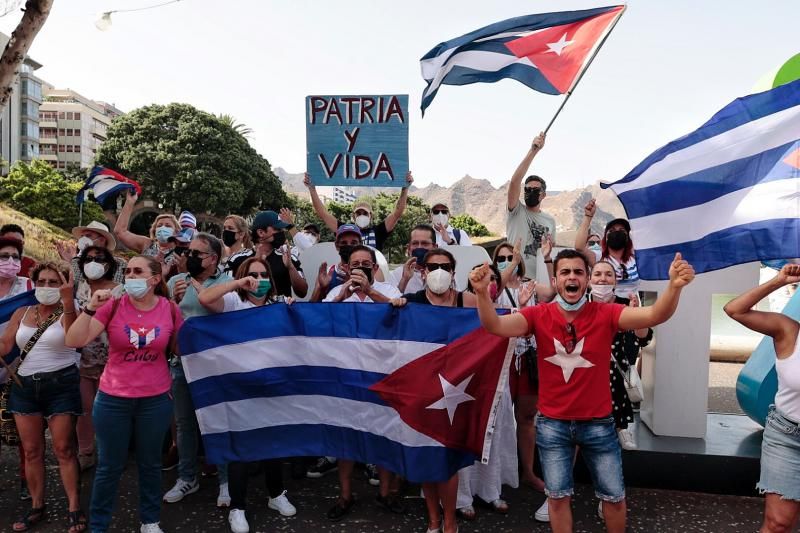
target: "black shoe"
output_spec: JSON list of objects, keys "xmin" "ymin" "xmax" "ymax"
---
[
  {"xmin": 364, "ymin": 464, "xmax": 380, "ymax": 486},
  {"xmin": 326, "ymin": 497, "xmax": 355, "ymax": 522},
  {"xmin": 307, "ymin": 457, "xmax": 338, "ymax": 478},
  {"xmin": 19, "ymin": 478, "xmax": 31, "ymax": 501},
  {"xmin": 376, "ymin": 493, "xmax": 407, "ymax": 514}
]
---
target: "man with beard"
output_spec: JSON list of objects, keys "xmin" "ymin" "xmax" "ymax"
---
[{"xmin": 507, "ymin": 132, "xmax": 556, "ymax": 284}]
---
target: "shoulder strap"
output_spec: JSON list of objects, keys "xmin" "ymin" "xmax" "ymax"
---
[
  {"xmin": 453, "ymin": 228, "xmax": 461, "ymax": 244},
  {"xmin": 456, "ymin": 291, "xmax": 464, "ymax": 307},
  {"xmin": 19, "ymin": 306, "xmax": 63, "ymax": 362},
  {"xmin": 504, "ymin": 287, "xmax": 517, "ymax": 308}
]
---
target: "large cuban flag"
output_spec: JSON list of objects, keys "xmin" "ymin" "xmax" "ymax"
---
[
  {"xmin": 1, "ymin": 291, "xmax": 37, "ymax": 380},
  {"xmin": 419, "ymin": 5, "xmax": 625, "ymax": 114},
  {"xmin": 178, "ymin": 302, "xmax": 513, "ymax": 483},
  {"xmin": 603, "ymin": 79, "xmax": 800, "ymax": 280},
  {"xmin": 76, "ymin": 166, "xmax": 142, "ymax": 207}
]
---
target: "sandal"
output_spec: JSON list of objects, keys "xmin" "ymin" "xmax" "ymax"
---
[
  {"xmin": 67, "ymin": 510, "xmax": 87, "ymax": 533},
  {"xmin": 12, "ymin": 505, "xmax": 47, "ymax": 532},
  {"xmin": 456, "ymin": 504, "xmax": 476, "ymax": 521},
  {"xmin": 489, "ymin": 498, "xmax": 509, "ymax": 514},
  {"xmin": 326, "ymin": 496, "xmax": 356, "ymax": 522}
]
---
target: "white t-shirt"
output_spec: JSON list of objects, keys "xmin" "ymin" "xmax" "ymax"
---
[
  {"xmin": 506, "ymin": 201, "xmax": 556, "ymax": 281},
  {"xmin": 323, "ymin": 281, "xmax": 401, "ymax": 303},
  {"xmin": 388, "ymin": 266, "xmax": 424, "ymax": 294},
  {"xmin": 435, "ymin": 226, "xmax": 472, "ymax": 247},
  {"xmin": 222, "ymin": 292, "xmax": 257, "ymax": 312}
]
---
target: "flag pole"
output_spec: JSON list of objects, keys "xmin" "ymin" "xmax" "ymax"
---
[
  {"xmin": 543, "ymin": 6, "xmax": 626, "ymax": 134},
  {"xmin": 78, "ymin": 201, "xmax": 83, "ymax": 227}
]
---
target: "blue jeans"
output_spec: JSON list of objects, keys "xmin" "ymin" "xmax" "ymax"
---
[
  {"xmin": 171, "ymin": 362, "xmax": 227, "ymax": 483},
  {"xmin": 535, "ymin": 413, "xmax": 625, "ymax": 501},
  {"xmin": 90, "ymin": 391, "xmax": 173, "ymax": 532},
  {"xmin": 757, "ymin": 406, "xmax": 800, "ymax": 501}
]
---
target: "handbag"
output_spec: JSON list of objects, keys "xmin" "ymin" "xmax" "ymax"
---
[
  {"xmin": 611, "ymin": 354, "xmax": 643, "ymax": 403},
  {"xmin": 0, "ymin": 305, "xmax": 64, "ymax": 446}
]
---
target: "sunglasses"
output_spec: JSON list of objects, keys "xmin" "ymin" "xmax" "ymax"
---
[
  {"xmin": 85, "ymin": 255, "xmax": 108, "ymax": 264},
  {"xmin": 0, "ymin": 253, "xmax": 21, "ymax": 261},
  {"xmin": 588, "ymin": 240, "xmax": 600, "ymax": 246},
  {"xmin": 124, "ymin": 267, "xmax": 153, "ymax": 276},
  {"xmin": 432, "ymin": 209, "xmax": 448, "ymax": 215},
  {"xmin": 350, "ymin": 261, "xmax": 374, "ymax": 269},
  {"xmin": 247, "ymin": 272, "xmax": 270, "ymax": 279},
  {"xmin": 425, "ymin": 263, "xmax": 454, "ymax": 273},
  {"xmin": 173, "ymin": 247, "xmax": 189, "ymax": 256},
  {"xmin": 496, "ymin": 255, "xmax": 513, "ymax": 262},
  {"xmin": 564, "ymin": 323, "xmax": 577, "ymax": 353}
]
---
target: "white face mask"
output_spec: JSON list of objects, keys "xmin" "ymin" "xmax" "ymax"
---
[
  {"xmin": 433, "ymin": 213, "xmax": 449, "ymax": 226},
  {"xmin": 590, "ymin": 284, "xmax": 615, "ymax": 302},
  {"xmin": 77, "ymin": 236, "xmax": 94, "ymax": 251},
  {"xmin": 83, "ymin": 261, "xmax": 106, "ymax": 280},
  {"xmin": 304, "ymin": 233, "xmax": 318, "ymax": 245},
  {"xmin": 35, "ymin": 287, "xmax": 61, "ymax": 306},
  {"xmin": 355, "ymin": 215, "xmax": 371, "ymax": 229},
  {"xmin": 426, "ymin": 268, "xmax": 453, "ymax": 295}
]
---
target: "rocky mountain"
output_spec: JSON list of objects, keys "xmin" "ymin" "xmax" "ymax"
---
[{"xmin": 274, "ymin": 167, "xmax": 626, "ymax": 246}]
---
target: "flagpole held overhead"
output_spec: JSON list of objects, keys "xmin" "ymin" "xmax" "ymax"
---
[{"xmin": 543, "ymin": 5, "xmax": 627, "ymax": 134}]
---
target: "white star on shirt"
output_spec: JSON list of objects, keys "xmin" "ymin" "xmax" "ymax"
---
[
  {"xmin": 426, "ymin": 374, "xmax": 476, "ymax": 424},
  {"xmin": 546, "ymin": 33, "xmax": 574, "ymax": 56},
  {"xmin": 545, "ymin": 338, "xmax": 593, "ymax": 382},
  {"xmin": 138, "ymin": 327, "xmax": 147, "ymax": 334}
]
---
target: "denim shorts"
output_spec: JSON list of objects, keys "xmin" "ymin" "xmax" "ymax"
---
[
  {"xmin": 535, "ymin": 413, "xmax": 625, "ymax": 501},
  {"xmin": 7, "ymin": 365, "xmax": 83, "ymax": 419},
  {"xmin": 757, "ymin": 406, "xmax": 800, "ymax": 501}
]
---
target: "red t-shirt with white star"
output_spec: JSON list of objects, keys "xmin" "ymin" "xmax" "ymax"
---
[{"xmin": 521, "ymin": 301, "xmax": 624, "ymax": 420}]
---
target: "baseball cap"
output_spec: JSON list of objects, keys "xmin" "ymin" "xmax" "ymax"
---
[
  {"xmin": 252, "ymin": 211, "xmax": 290, "ymax": 231},
  {"xmin": 431, "ymin": 202, "xmax": 449, "ymax": 211},
  {"xmin": 352, "ymin": 201, "xmax": 372, "ymax": 214},
  {"xmin": 179, "ymin": 211, "xmax": 197, "ymax": 229},
  {"xmin": 336, "ymin": 223, "xmax": 362, "ymax": 238},
  {"xmin": 604, "ymin": 218, "xmax": 631, "ymax": 234}
]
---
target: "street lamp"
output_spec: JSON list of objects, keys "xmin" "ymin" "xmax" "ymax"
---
[{"xmin": 94, "ymin": 0, "xmax": 183, "ymax": 32}]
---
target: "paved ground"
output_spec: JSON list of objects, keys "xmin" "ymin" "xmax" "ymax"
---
[{"xmin": 0, "ymin": 363, "xmax": 763, "ymax": 532}]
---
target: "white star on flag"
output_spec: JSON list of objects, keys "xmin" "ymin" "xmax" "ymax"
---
[
  {"xmin": 426, "ymin": 374, "xmax": 476, "ymax": 424},
  {"xmin": 545, "ymin": 338, "xmax": 593, "ymax": 382},
  {"xmin": 545, "ymin": 32, "xmax": 574, "ymax": 56}
]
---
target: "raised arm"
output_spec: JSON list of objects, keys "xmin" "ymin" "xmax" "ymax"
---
[
  {"xmin": 469, "ymin": 263, "xmax": 530, "ymax": 337},
  {"xmin": 508, "ymin": 132, "xmax": 545, "ymax": 211},
  {"xmin": 65, "ymin": 290, "xmax": 112, "ymax": 348},
  {"xmin": 198, "ymin": 278, "xmax": 252, "ymax": 314},
  {"xmin": 574, "ymin": 199, "xmax": 597, "ymax": 267},
  {"xmin": 618, "ymin": 253, "xmax": 695, "ymax": 331},
  {"xmin": 0, "ymin": 307, "xmax": 25, "ymax": 357},
  {"xmin": 384, "ymin": 171, "xmax": 413, "ymax": 232},
  {"xmin": 723, "ymin": 264, "xmax": 800, "ymax": 353},
  {"xmin": 114, "ymin": 191, "xmax": 152, "ymax": 253},
  {"xmin": 304, "ymin": 173, "xmax": 338, "ymax": 232}
]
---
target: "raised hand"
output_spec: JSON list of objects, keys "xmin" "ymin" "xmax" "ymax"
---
[
  {"xmin": 778, "ymin": 263, "xmax": 800, "ymax": 285},
  {"xmin": 279, "ymin": 208, "xmax": 294, "ymax": 226},
  {"xmin": 173, "ymin": 278, "xmax": 188, "ymax": 303},
  {"xmin": 88, "ymin": 289, "xmax": 113, "ymax": 311},
  {"xmin": 58, "ymin": 269, "xmax": 74, "ymax": 303},
  {"xmin": 668, "ymin": 252, "xmax": 695, "ymax": 288},
  {"xmin": 303, "ymin": 172, "xmax": 314, "ymax": 189},
  {"xmin": 519, "ymin": 281, "xmax": 535, "ymax": 307},
  {"xmin": 584, "ymin": 198, "xmax": 597, "ymax": 218},
  {"xmin": 401, "ymin": 257, "xmax": 416, "ymax": 282},
  {"xmin": 541, "ymin": 234, "xmax": 553, "ymax": 260},
  {"xmin": 281, "ymin": 245, "xmax": 292, "ymax": 268},
  {"xmin": 512, "ymin": 238, "xmax": 523, "ymax": 266},
  {"xmin": 55, "ymin": 240, "xmax": 77, "ymax": 262},
  {"xmin": 404, "ymin": 171, "xmax": 414, "ymax": 188},
  {"xmin": 349, "ymin": 269, "xmax": 369, "ymax": 292},
  {"xmin": 125, "ymin": 189, "xmax": 139, "ymax": 205},
  {"xmin": 531, "ymin": 131, "xmax": 546, "ymax": 152},
  {"xmin": 468, "ymin": 263, "xmax": 493, "ymax": 295},
  {"xmin": 317, "ymin": 262, "xmax": 331, "ymax": 291}
]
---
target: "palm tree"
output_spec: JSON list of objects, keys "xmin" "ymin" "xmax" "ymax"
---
[{"xmin": 217, "ymin": 113, "xmax": 253, "ymax": 139}]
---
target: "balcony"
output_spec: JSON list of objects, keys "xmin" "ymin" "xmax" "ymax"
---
[
  {"xmin": 39, "ymin": 153, "xmax": 57, "ymax": 161},
  {"xmin": 40, "ymin": 120, "xmax": 56, "ymax": 128},
  {"xmin": 39, "ymin": 137, "xmax": 56, "ymax": 144}
]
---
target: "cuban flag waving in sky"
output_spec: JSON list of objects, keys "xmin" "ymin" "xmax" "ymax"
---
[
  {"xmin": 178, "ymin": 303, "xmax": 513, "ymax": 483},
  {"xmin": 419, "ymin": 5, "xmax": 625, "ymax": 114},
  {"xmin": 76, "ymin": 166, "xmax": 142, "ymax": 207}
]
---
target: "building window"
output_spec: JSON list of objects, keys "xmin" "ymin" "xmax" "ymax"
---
[
  {"xmin": 74, "ymin": 112, "xmax": 80, "ymax": 120},
  {"xmin": 74, "ymin": 129, "xmax": 81, "ymax": 137},
  {"xmin": 66, "ymin": 112, "xmax": 73, "ymax": 120},
  {"xmin": 58, "ymin": 144, "xmax": 65, "ymax": 152},
  {"xmin": 66, "ymin": 128, "xmax": 72, "ymax": 136},
  {"xmin": 58, "ymin": 112, "xmax": 65, "ymax": 119},
  {"xmin": 66, "ymin": 145, "xmax": 73, "ymax": 152},
  {"xmin": 58, "ymin": 128, "xmax": 65, "ymax": 136}
]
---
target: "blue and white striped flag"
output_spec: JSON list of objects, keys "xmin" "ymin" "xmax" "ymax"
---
[
  {"xmin": 1, "ymin": 291, "xmax": 36, "ymax": 370},
  {"xmin": 178, "ymin": 302, "xmax": 513, "ymax": 483},
  {"xmin": 603, "ymin": 79, "xmax": 800, "ymax": 280}
]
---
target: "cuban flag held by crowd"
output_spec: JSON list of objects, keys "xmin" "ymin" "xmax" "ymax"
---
[
  {"xmin": 178, "ymin": 303, "xmax": 513, "ymax": 483},
  {"xmin": 419, "ymin": 5, "xmax": 624, "ymax": 114},
  {"xmin": 76, "ymin": 166, "xmax": 142, "ymax": 207},
  {"xmin": 0, "ymin": 291, "xmax": 37, "ymax": 379},
  {"xmin": 603, "ymin": 79, "xmax": 800, "ymax": 280}
]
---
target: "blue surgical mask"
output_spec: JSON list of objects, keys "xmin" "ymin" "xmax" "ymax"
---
[
  {"xmin": 555, "ymin": 293, "xmax": 587, "ymax": 312},
  {"xmin": 124, "ymin": 277, "xmax": 151, "ymax": 299},
  {"xmin": 155, "ymin": 227, "xmax": 174, "ymax": 243},
  {"xmin": 589, "ymin": 243, "xmax": 601, "ymax": 252},
  {"xmin": 496, "ymin": 260, "xmax": 511, "ymax": 272}
]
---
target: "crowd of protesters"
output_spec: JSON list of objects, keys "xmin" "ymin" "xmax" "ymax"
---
[{"xmin": 0, "ymin": 130, "xmax": 795, "ymax": 533}]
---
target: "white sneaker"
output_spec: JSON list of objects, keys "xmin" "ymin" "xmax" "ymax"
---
[
  {"xmin": 141, "ymin": 523, "xmax": 165, "ymax": 533},
  {"xmin": 163, "ymin": 478, "xmax": 199, "ymax": 503},
  {"xmin": 217, "ymin": 482, "xmax": 231, "ymax": 508},
  {"xmin": 597, "ymin": 500, "xmax": 604, "ymax": 519},
  {"xmin": 268, "ymin": 490, "xmax": 297, "ymax": 516},
  {"xmin": 617, "ymin": 428, "xmax": 638, "ymax": 450},
  {"xmin": 534, "ymin": 499, "xmax": 549, "ymax": 522},
  {"xmin": 228, "ymin": 509, "xmax": 249, "ymax": 533}
]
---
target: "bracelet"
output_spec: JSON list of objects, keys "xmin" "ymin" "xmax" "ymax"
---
[
  {"xmin": 83, "ymin": 307, "xmax": 97, "ymax": 316},
  {"xmin": 544, "ymin": 259, "xmax": 553, "ymax": 263},
  {"xmin": 63, "ymin": 309, "xmax": 76, "ymax": 315}
]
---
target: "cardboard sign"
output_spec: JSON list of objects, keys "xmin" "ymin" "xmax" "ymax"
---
[{"xmin": 306, "ymin": 95, "xmax": 408, "ymax": 187}]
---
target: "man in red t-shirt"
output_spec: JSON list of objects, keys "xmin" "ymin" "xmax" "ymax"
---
[{"xmin": 470, "ymin": 249, "xmax": 695, "ymax": 533}]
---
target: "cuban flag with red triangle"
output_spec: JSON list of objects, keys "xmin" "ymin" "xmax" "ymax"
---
[
  {"xmin": 178, "ymin": 302, "xmax": 513, "ymax": 482},
  {"xmin": 420, "ymin": 5, "xmax": 625, "ymax": 114}
]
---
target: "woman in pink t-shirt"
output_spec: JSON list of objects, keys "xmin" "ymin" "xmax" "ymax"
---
[{"xmin": 66, "ymin": 255, "xmax": 182, "ymax": 533}]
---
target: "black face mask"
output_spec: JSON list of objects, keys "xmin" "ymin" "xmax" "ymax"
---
[
  {"xmin": 524, "ymin": 188, "xmax": 541, "ymax": 207},
  {"xmin": 352, "ymin": 266, "xmax": 373, "ymax": 285},
  {"xmin": 222, "ymin": 230, "xmax": 238, "ymax": 247},
  {"xmin": 186, "ymin": 256, "xmax": 205, "ymax": 278},
  {"xmin": 338, "ymin": 245, "xmax": 354, "ymax": 263},
  {"xmin": 606, "ymin": 230, "xmax": 629, "ymax": 250},
  {"xmin": 271, "ymin": 230, "xmax": 286, "ymax": 248}
]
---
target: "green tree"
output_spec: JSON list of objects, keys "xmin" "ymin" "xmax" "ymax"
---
[
  {"xmin": 216, "ymin": 113, "xmax": 253, "ymax": 139},
  {"xmin": 96, "ymin": 103, "xmax": 287, "ymax": 216},
  {"xmin": 0, "ymin": 160, "xmax": 104, "ymax": 231},
  {"xmin": 450, "ymin": 213, "xmax": 491, "ymax": 237}
]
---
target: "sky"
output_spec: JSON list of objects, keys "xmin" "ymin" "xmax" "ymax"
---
[{"xmin": 2, "ymin": 0, "xmax": 798, "ymax": 190}]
